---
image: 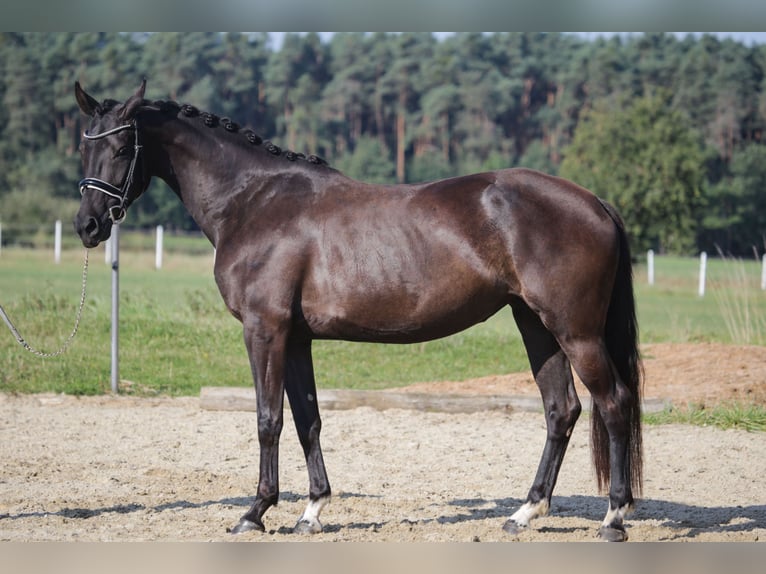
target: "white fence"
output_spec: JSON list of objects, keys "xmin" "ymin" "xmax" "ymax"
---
[
  {"xmin": 645, "ymin": 249, "xmax": 765, "ymax": 296},
  {"xmin": 0, "ymin": 221, "xmax": 209, "ymax": 270}
]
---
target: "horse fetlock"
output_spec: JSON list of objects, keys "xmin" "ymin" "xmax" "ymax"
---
[
  {"xmin": 602, "ymin": 500, "xmax": 633, "ymax": 524},
  {"xmin": 293, "ymin": 495, "xmax": 330, "ymax": 535},
  {"xmin": 597, "ymin": 501, "xmax": 633, "ymax": 541},
  {"xmin": 503, "ymin": 499, "xmax": 550, "ymax": 535}
]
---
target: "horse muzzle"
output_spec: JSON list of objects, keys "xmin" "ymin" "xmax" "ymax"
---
[{"xmin": 74, "ymin": 211, "xmax": 113, "ymax": 248}]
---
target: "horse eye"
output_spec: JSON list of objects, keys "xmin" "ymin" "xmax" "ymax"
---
[{"xmin": 115, "ymin": 146, "xmax": 131, "ymax": 158}]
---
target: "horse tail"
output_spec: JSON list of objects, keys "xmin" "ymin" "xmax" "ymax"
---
[{"xmin": 592, "ymin": 199, "xmax": 644, "ymax": 497}]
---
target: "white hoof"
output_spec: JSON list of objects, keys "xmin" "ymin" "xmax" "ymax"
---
[
  {"xmin": 502, "ymin": 519, "xmax": 527, "ymax": 535},
  {"xmin": 293, "ymin": 518, "xmax": 323, "ymax": 534}
]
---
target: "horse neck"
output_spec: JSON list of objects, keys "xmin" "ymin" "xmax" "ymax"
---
[{"xmin": 145, "ymin": 115, "xmax": 274, "ymax": 247}]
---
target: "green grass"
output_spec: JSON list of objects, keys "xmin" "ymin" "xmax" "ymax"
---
[
  {"xmin": 644, "ymin": 403, "xmax": 766, "ymax": 432},
  {"xmin": 1, "ymin": 246, "xmax": 241, "ymax": 396},
  {"xmin": 1, "ymin": 244, "xmax": 765, "ymax": 414},
  {"xmin": 634, "ymin": 254, "xmax": 766, "ymax": 344}
]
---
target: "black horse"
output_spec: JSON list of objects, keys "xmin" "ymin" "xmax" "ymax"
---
[{"xmin": 74, "ymin": 80, "xmax": 643, "ymax": 541}]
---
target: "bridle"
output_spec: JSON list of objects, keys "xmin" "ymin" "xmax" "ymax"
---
[{"xmin": 78, "ymin": 120, "xmax": 142, "ymax": 224}]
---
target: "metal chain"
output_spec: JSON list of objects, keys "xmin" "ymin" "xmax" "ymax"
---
[{"xmin": 0, "ymin": 249, "xmax": 89, "ymax": 358}]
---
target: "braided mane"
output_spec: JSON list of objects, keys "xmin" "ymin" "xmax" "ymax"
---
[{"xmin": 133, "ymin": 98, "xmax": 328, "ymax": 167}]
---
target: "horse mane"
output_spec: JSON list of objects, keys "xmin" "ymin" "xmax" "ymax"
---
[{"xmin": 135, "ymin": 98, "xmax": 329, "ymax": 167}]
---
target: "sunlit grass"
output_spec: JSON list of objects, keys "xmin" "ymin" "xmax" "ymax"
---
[
  {"xmin": 709, "ymin": 251, "xmax": 766, "ymax": 346},
  {"xmin": 634, "ymin": 254, "xmax": 766, "ymax": 344},
  {"xmin": 644, "ymin": 403, "xmax": 766, "ymax": 432}
]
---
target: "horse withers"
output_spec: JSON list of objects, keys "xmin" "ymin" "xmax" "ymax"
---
[{"xmin": 74, "ymin": 80, "xmax": 642, "ymax": 541}]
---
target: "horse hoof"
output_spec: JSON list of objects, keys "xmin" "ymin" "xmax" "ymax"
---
[
  {"xmin": 502, "ymin": 519, "xmax": 526, "ymax": 536},
  {"xmin": 598, "ymin": 526, "xmax": 628, "ymax": 542},
  {"xmin": 229, "ymin": 518, "xmax": 265, "ymax": 534},
  {"xmin": 293, "ymin": 518, "xmax": 323, "ymax": 534}
]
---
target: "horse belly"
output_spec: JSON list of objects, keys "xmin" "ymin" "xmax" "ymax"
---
[
  {"xmin": 301, "ymin": 271, "xmax": 506, "ymax": 344},
  {"xmin": 299, "ymin": 191, "xmax": 512, "ymax": 342}
]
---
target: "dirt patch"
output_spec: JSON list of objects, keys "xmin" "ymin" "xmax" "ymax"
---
[
  {"xmin": 399, "ymin": 342, "xmax": 766, "ymax": 408},
  {"xmin": 0, "ymin": 343, "xmax": 764, "ymax": 542}
]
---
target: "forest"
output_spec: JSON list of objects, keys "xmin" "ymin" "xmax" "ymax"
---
[{"xmin": 1, "ymin": 31, "xmax": 765, "ymax": 255}]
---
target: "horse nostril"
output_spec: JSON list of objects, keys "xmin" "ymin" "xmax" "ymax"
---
[{"xmin": 84, "ymin": 217, "xmax": 99, "ymax": 237}]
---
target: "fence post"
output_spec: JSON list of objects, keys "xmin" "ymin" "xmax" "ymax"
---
[
  {"xmin": 698, "ymin": 251, "xmax": 707, "ymax": 297},
  {"xmin": 0, "ymin": 222, "xmax": 3, "ymax": 257},
  {"xmin": 155, "ymin": 225, "xmax": 164, "ymax": 270},
  {"xmin": 54, "ymin": 220, "xmax": 62, "ymax": 264},
  {"xmin": 761, "ymin": 254, "xmax": 766, "ymax": 291},
  {"xmin": 647, "ymin": 249, "xmax": 654, "ymax": 286}
]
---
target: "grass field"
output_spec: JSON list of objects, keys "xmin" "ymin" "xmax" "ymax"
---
[
  {"xmin": 1, "ymin": 238, "xmax": 765, "ymax": 399},
  {"xmin": 634, "ymin": 254, "xmax": 766, "ymax": 345}
]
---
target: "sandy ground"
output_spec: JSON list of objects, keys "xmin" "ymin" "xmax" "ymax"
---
[{"xmin": 0, "ymin": 343, "xmax": 764, "ymax": 542}]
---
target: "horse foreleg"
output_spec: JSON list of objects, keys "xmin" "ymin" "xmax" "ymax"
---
[
  {"xmin": 504, "ymin": 301, "xmax": 581, "ymax": 535},
  {"xmin": 230, "ymin": 321, "xmax": 288, "ymax": 534},
  {"xmin": 284, "ymin": 336, "xmax": 331, "ymax": 534}
]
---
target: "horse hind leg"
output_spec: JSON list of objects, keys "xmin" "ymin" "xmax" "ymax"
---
[
  {"xmin": 561, "ymin": 337, "xmax": 637, "ymax": 542},
  {"xmin": 503, "ymin": 299, "xmax": 582, "ymax": 535},
  {"xmin": 284, "ymin": 335, "xmax": 331, "ymax": 534}
]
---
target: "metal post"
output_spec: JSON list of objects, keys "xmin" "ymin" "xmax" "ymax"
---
[
  {"xmin": 110, "ymin": 224, "xmax": 120, "ymax": 393},
  {"xmin": 105, "ymin": 236, "xmax": 111, "ymax": 264},
  {"xmin": 647, "ymin": 249, "xmax": 654, "ymax": 286}
]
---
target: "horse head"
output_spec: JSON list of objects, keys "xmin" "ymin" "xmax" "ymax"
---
[{"xmin": 73, "ymin": 80, "xmax": 149, "ymax": 247}]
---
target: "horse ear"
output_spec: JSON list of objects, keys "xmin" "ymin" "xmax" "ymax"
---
[
  {"xmin": 119, "ymin": 79, "xmax": 147, "ymax": 121},
  {"xmin": 75, "ymin": 81, "xmax": 102, "ymax": 117}
]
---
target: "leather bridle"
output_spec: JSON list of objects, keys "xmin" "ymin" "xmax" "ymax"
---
[{"xmin": 78, "ymin": 120, "xmax": 142, "ymax": 224}]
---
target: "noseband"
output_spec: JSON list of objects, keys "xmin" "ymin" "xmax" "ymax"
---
[{"xmin": 79, "ymin": 121, "xmax": 142, "ymax": 224}]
